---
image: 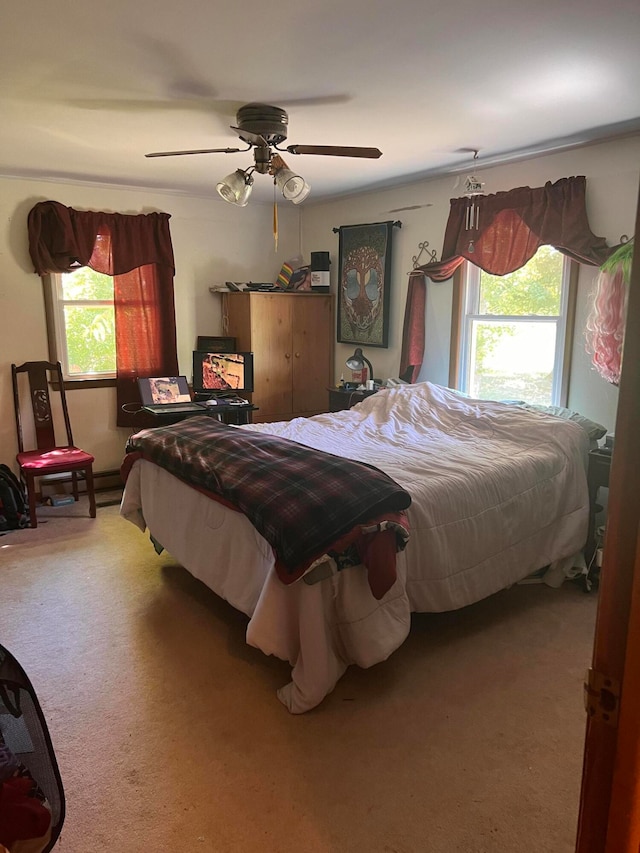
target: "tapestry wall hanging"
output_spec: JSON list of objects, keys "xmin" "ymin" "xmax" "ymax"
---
[{"xmin": 337, "ymin": 220, "xmax": 394, "ymax": 347}]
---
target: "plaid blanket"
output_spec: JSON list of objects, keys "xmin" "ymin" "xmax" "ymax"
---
[{"xmin": 121, "ymin": 416, "xmax": 411, "ymax": 598}]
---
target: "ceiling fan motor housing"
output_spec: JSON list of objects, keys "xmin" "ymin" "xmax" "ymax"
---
[{"xmin": 236, "ymin": 103, "xmax": 289, "ymax": 145}]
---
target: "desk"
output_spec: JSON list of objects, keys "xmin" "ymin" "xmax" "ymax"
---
[
  {"xmin": 204, "ymin": 404, "xmax": 257, "ymax": 426},
  {"xmin": 135, "ymin": 405, "xmax": 257, "ymax": 428}
]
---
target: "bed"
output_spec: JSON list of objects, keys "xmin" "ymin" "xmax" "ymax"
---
[{"xmin": 120, "ymin": 382, "xmax": 590, "ymax": 713}]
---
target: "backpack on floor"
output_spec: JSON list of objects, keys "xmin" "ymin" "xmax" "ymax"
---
[{"xmin": 0, "ymin": 463, "xmax": 29, "ymax": 530}]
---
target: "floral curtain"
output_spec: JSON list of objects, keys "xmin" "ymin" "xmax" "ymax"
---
[
  {"xmin": 400, "ymin": 176, "xmax": 619, "ymax": 382},
  {"xmin": 28, "ymin": 200, "xmax": 178, "ymax": 426}
]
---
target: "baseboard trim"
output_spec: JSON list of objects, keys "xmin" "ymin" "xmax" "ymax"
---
[{"xmin": 36, "ymin": 468, "xmax": 122, "ymax": 499}]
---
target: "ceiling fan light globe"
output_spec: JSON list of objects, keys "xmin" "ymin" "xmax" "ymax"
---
[
  {"xmin": 216, "ymin": 183, "xmax": 244, "ymax": 205},
  {"xmin": 274, "ymin": 167, "xmax": 310, "ymax": 203},
  {"xmin": 216, "ymin": 169, "xmax": 254, "ymax": 206},
  {"xmin": 281, "ymin": 173, "xmax": 305, "ymax": 200},
  {"xmin": 288, "ymin": 178, "xmax": 311, "ymax": 205}
]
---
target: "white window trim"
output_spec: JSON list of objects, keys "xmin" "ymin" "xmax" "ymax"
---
[
  {"xmin": 42, "ymin": 272, "xmax": 116, "ymax": 382},
  {"xmin": 454, "ymin": 254, "xmax": 575, "ymax": 407}
]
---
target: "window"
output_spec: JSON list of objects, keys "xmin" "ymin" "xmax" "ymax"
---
[
  {"xmin": 453, "ymin": 246, "xmax": 577, "ymax": 406},
  {"xmin": 44, "ymin": 268, "xmax": 116, "ymax": 380}
]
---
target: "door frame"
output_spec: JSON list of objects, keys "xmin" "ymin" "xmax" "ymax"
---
[{"xmin": 575, "ymin": 188, "xmax": 640, "ymax": 851}]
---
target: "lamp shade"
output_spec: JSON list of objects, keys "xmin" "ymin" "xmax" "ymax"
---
[{"xmin": 216, "ymin": 169, "xmax": 254, "ymax": 206}]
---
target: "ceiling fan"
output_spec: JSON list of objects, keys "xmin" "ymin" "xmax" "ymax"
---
[{"xmin": 145, "ymin": 102, "xmax": 382, "ymax": 205}]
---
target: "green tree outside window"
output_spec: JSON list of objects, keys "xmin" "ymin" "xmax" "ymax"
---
[
  {"xmin": 467, "ymin": 247, "xmax": 566, "ymax": 405},
  {"xmin": 61, "ymin": 268, "xmax": 116, "ymax": 376}
]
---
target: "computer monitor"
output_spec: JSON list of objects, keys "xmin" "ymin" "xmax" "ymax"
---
[{"xmin": 192, "ymin": 351, "xmax": 254, "ymax": 395}]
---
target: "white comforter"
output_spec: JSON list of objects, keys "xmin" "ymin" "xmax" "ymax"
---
[{"xmin": 121, "ymin": 382, "xmax": 589, "ymax": 713}]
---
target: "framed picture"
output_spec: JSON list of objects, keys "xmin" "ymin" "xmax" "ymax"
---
[
  {"xmin": 196, "ymin": 336, "xmax": 236, "ymax": 352},
  {"xmin": 337, "ymin": 220, "xmax": 394, "ymax": 348}
]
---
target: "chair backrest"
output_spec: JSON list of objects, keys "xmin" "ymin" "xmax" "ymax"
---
[
  {"xmin": 0, "ymin": 644, "xmax": 65, "ymax": 852},
  {"xmin": 11, "ymin": 361, "xmax": 74, "ymax": 453}
]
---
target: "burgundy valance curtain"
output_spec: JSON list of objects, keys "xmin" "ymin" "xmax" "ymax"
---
[
  {"xmin": 28, "ymin": 200, "xmax": 178, "ymax": 427},
  {"xmin": 400, "ymin": 175, "xmax": 617, "ymax": 381},
  {"xmin": 28, "ymin": 200, "xmax": 175, "ymax": 276}
]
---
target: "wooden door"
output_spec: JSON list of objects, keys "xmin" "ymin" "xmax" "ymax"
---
[
  {"xmin": 291, "ymin": 295, "xmax": 333, "ymax": 416},
  {"xmin": 250, "ymin": 294, "xmax": 293, "ymax": 420},
  {"xmin": 575, "ymin": 190, "xmax": 640, "ymax": 851}
]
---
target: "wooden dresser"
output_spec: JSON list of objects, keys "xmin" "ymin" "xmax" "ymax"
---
[{"xmin": 222, "ymin": 291, "xmax": 333, "ymax": 422}]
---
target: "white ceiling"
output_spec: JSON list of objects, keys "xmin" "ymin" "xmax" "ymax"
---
[{"xmin": 2, "ymin": 0, "xmax": 640, "ymax": 204}]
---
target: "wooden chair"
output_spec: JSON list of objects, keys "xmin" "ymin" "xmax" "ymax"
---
[{"xmin": 11, "ymin": 361, "xmax": 96, "ymax": 528}]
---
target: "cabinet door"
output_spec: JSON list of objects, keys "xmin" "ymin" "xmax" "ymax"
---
[
  {"xmin": 291, "ymin": 296, "xmax": 333, "ymax": 415},
  {"xmin": 251, "ymin": 294, "xmax": 293, "ymax": 418}
]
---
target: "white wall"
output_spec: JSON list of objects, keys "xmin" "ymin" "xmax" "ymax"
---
[
  {"xmin": 1, "ymin": 136, "xmax": 637, "ymax": 475},
  {"xmin": 301, "ymin": 135, "xmax": 639, "ymax": 433},
  {"xmin": 0, "ymin": 177, "xmax": 301, "ymax": 471}
]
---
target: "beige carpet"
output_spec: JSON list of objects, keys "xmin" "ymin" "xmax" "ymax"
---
[{"xmin": 0, "ymin": 499, "xmax": 597, "ymax": 853}]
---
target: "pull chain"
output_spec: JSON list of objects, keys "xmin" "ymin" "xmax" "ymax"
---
[{"xmin": 273, "ymin": 180, "xmax": 278, "ymax": 251}]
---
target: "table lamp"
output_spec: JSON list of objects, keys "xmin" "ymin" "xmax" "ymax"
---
[{"xmin": 345, "ymin": 348, "xmax": 376, "ymax": 385}]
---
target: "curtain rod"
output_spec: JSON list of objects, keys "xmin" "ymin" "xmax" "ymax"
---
[{"xmin": 332, "ymin": 220, "xmax": 402, "ymax": 234}]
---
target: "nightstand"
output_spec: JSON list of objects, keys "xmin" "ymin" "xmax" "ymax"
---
[
  {"xmin": 586, "ymin": 448, "xmax": 612, "ymax": 562},
  {"xmin": 328, "ymin": 387, "xmax": 378, "ymax": 412}
]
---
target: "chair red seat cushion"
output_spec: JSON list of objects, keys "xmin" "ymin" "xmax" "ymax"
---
[{"xmin": 17, "ymin": 447, "xmax": 95, "ymax": 471}]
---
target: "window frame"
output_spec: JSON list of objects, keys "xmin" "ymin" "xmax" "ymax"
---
[
  {"xmin": 449, "ymin": 254, "xmax": 578, "ymax": 407},
  {"xmin": 42, "ymin": 272, "xmax": 117, "ymax": 387}
]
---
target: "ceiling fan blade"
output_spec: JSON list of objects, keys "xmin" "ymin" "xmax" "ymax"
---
[
  {"xmin": 64, "ymin": 95, "xmax": 349, "ymax": 117},
  {"xmin": 145, "ymin": 147, "xmax": 243, "ymax": 158},
  {"xmin": 230, "ymin": 126, "xmax": 269, "ymax": 147},
  {"xmin": 286, "ymin": 145, "xmax": 382, "ymax": 159},
  {"xmin": 65, "ymin": 98, "xmax": 213, "ymax": 112}
]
